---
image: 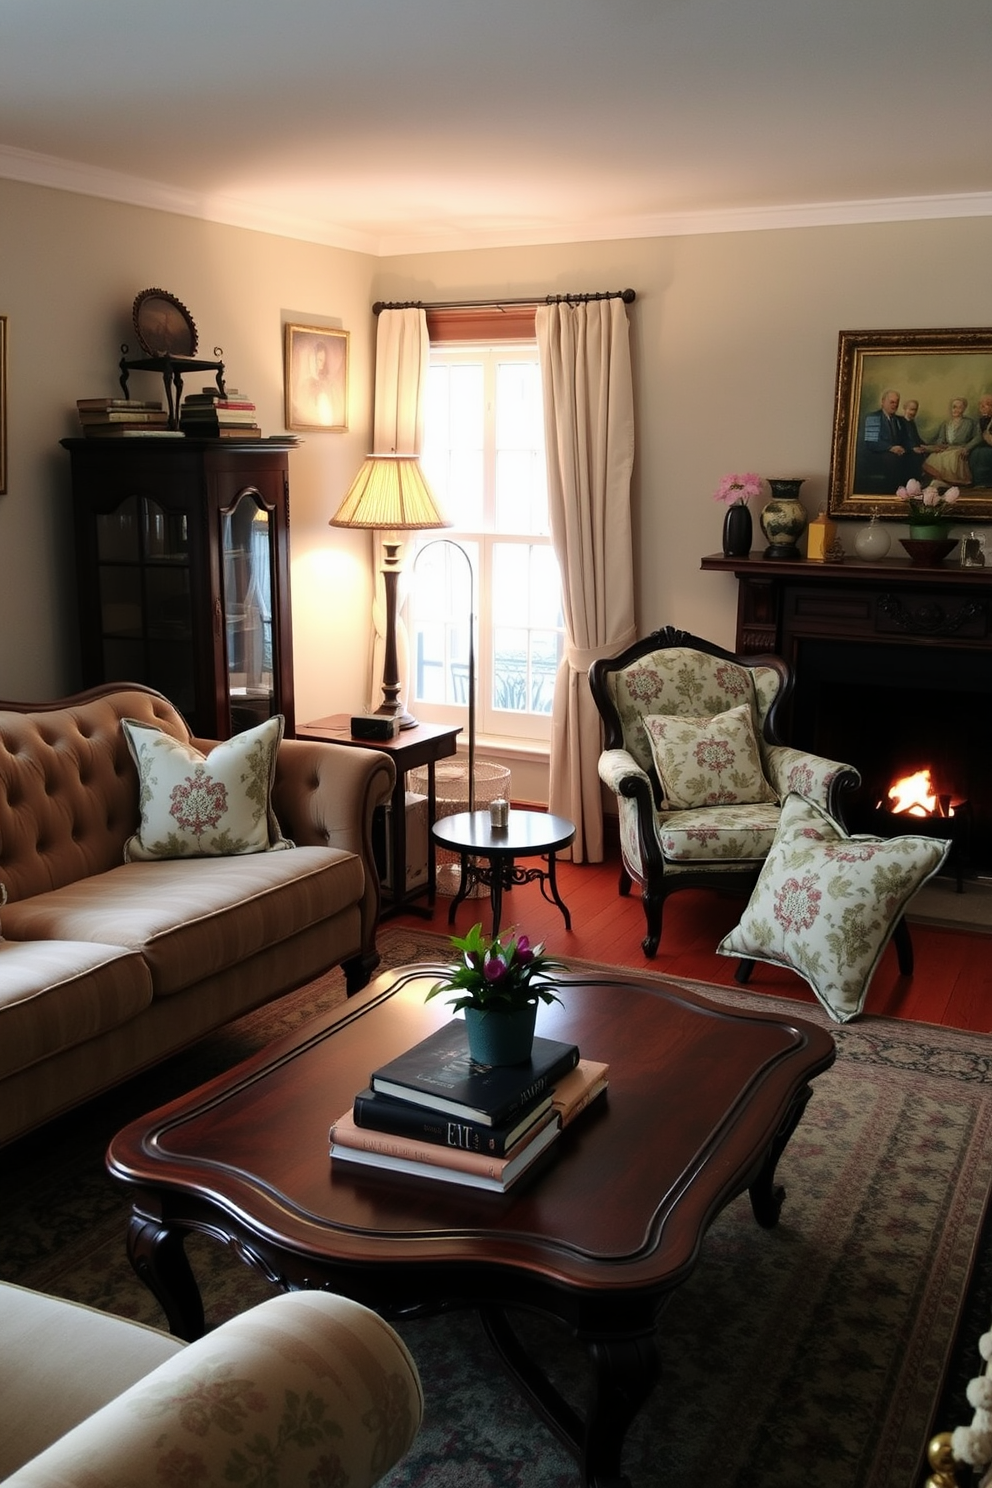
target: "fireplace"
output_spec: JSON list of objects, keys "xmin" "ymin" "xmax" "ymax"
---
[{"xmin": 700, "ymin": 550, "xmax": 992, "ymax": 879}]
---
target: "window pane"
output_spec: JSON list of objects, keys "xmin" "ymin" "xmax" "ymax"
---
[
  {"xmin": 411, "ymin": 539, "xmax": 478, "ymax": 707},
  {"xmin": 495, "ymin": 361, "xmax": 547, "ymax": 535},
  {"xmin": 422, "ymin": 363, "xmax": 484, "ymax": 530}
]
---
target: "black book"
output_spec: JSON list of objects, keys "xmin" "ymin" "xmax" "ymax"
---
[
  {"xmin": 369, "ymin": 1022, "xmax": 580, "ymax": 1127},
  {"xmin": 352, "ymin": 1086, "xmax": 555, "ymax": 1156}
]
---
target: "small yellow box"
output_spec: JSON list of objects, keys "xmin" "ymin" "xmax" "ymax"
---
[{"xmin": 806, "ymin": 510, "xmax": 836, "ymax": 562}]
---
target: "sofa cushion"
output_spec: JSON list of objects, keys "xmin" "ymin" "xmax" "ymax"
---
[
  {"xmin": 0, "ymin": 941, "xmax": 153, "ymax": 1079},
  {"xmin": 122, "ymin": 715, "xmax": 291, "ymax": 861},
  {"xmin": 717, "ymin": 792, "xmax": 951, "ymax": 1022},
  {"xmin": 643, "ymin": 703, "xmax": 777, "ymax": 809},
  {"xmin": 0, "ymin": 847, "xmax": 363, "ymax": 999}
]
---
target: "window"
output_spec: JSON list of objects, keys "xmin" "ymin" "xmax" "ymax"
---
[{"xmin": 409, "ymin": 343, "xmax": 563, "ymax": 743}]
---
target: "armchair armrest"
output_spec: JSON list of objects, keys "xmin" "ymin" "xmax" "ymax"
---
[
  {"xmin": 598, "ymin": 748, "xmax": 654, "ymax": 800},
  {"xmin": 6, "ymin": 1291, "xmax": 423, "ymax": 1488},
  {"xmin": 763, "ymin": 744, "xmax": 861, "ymax": 819}
]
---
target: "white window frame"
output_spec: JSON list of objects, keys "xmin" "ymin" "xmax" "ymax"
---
[{"xmin": 407, "ymin": 341, "xmax": 561, "ymax": 746}]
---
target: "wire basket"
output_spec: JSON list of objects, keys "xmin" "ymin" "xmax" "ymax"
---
[{"xmin": 410, "ymin": 760, "xmax": 511, "ymax": 897}]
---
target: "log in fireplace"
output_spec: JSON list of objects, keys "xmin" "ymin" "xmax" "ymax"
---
[{"xmin": 700, "ymin": 550, "xmax": 992, "ymax": 878}]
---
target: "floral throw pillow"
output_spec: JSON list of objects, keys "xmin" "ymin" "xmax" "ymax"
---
[
  {"xmin": 717, "ymin": 792, "xmax": 951, "ymax": 1022},
  {"xmin": 642, "ymin": 703, "xmax": 777, "ymax": 809},
  {"xmin": 122, "ymin": 715, "xmax": 293, "ymax": 862}
]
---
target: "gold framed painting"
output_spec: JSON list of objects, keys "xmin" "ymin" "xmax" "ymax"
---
[
  {"xmin": 284, "ymin": 323, "xmax": 349, "ymax": 432},
  {"xmin": 827, "ymin": 327, "xmax": 992, "ymax": 520},
  {"xmin": 0, "ymin": 315, "xmax": 6, "ymax": 494}
]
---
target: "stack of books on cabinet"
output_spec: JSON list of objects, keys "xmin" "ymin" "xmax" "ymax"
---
[
  {"xmin": 76, "ymin": 398, "xmax": 179, "ymax": 437},
  {"xmin": 329, "ymin": 1021, "xmax": 608, "ymax": 1192},
  {"xmin": 179, "ymin": 387, "xmax": 261, "ymax": 438}
]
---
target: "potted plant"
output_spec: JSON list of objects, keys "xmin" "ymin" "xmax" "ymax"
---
[
  {"xmin": 897, "ymin": 478, "xmax": 960, "ymax": 538},
  {"xmin": 426, "ymin": 922, "xmax": 566, "ymax": 1065}
]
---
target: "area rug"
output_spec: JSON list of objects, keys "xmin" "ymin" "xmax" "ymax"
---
[{"xmin": 3, "ymin": 927, "xmax": 991, "ymax": 1488}]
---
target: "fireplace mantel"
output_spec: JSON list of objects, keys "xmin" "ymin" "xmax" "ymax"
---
[
  {"xmin": 700, "ymin": 551, "xmax": 992, "ymax": 660},
  {"xmin": 701, "ymin": 551, "xmax": 992, "ymax": 874}
]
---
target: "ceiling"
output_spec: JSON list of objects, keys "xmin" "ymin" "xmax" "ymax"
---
[{"xmin": 2, "ymin": 0, "xmax": 991, "ymax": 257}]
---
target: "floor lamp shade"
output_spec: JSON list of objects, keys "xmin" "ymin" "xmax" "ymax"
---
[{"xmin": 329, "ymin": 454, "xmax": 450, "ymax": 728}]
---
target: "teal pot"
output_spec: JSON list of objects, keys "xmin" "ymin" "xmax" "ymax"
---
[
  {"xmin": 908, "ymin": 522, "xmax": 952, "ymax": 541},
  {"xmin": 760, "ymin": 479, "xmax": 808, "ymax": 560},
  {"xmin": 463, "ymin": 1003, "xmax": 538, "ymax": 1065},
  {"xmin": 721, "ymin": 501, "xmax": 753, "ymax": 558}
]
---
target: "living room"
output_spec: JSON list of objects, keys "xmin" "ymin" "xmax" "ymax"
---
[{"xmin": 3, "ymin": 6, "xmax": 992, "ymax": 1486}]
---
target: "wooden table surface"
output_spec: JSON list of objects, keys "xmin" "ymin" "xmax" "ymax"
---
[{"xmin": 108, "ymin": 963, "xmax": 835, "ymax": 1488}]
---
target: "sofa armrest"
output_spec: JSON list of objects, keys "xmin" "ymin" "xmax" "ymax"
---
[
  {"xmin": 271, "ymin": 738, "xmax": 396, "ymax": 958},
  {"xmin": 598, "ymin": 747, "xmax": 653, "ymax": 798},
  {"xmin": 5, "ymin": 1291, "xmax": 423, "ymax": 1488}
]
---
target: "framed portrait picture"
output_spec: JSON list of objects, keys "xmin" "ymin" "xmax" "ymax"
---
[
  {"xmin": 284, "ymin": 323, "xmax": 349, "ymax": 432},
  {"xmin": 0, "ymin": 315, "xmax": 6, "ymax": 495},
  {"xmin": 827, "ymin": 327, "xmax": 992, "ymax": 520}
]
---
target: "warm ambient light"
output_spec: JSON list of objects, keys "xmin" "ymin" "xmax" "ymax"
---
[
  {"xmin": 329, "ymin": 454, "xmax": 450, "ymax": 729},
  {"xmin": 887, "ymin": 769, "xmax": 956, "ymax": 818}
]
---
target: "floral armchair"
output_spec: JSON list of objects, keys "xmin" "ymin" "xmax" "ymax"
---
[{"xmin": 588, "ymin": 626, "xmax": 862, "ymax": 959}]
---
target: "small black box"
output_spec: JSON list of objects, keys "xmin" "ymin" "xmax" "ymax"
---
[{"xmin": 351, "ymin": 714, "xmax": 401, "ymax": 740}]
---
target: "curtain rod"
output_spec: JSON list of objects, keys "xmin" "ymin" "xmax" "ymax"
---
[{"xmin": 372, "ymin": 289, "xmax": 636, "ymax": 314}]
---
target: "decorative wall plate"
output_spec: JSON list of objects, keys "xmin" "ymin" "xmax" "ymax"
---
[{"xmin": 131, "ymin": 289, "xmax": 198, "ymax": 358}]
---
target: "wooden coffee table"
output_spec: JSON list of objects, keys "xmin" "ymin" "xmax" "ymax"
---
[{"xmin": 107, "ymin": 965, "xmax": 834, "ymax": 1488}]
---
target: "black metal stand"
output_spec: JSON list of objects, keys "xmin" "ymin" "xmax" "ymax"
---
[{"xmin": 118, "ymin": 348, "xmax": 227, "ymax": 428}]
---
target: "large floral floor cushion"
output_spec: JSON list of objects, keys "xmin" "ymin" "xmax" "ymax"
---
[{"xmin": 717, "ymin": 792, "xmax": 951, "ymax": 1022}]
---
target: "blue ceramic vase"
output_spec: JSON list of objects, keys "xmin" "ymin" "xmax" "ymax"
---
[{"xmin": 463, "ymin": 1003, "xmax": 537, "ymax": 1065}]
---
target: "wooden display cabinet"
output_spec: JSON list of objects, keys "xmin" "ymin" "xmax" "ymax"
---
[{"xmin": 63, "ymin": 437, "xmax": 296, "ymax": 739}]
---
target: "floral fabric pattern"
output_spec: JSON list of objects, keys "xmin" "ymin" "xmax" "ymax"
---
[
  {"xmin": 122, "ymin": 715, "xmax": 292, "ymax": 862},
  {"xmin": 642, "ymin": 703, "xmax": 778, "ymax": 810},
  {"xmin": 717, "ymin": 792, "xmax": 951, "ymax": 1022}
]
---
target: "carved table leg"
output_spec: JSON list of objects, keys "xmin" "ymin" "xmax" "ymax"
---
[
  {"xmin": 479, "ymin": 1304, "xmax": 659, "ymax": 1488},
  {"xmin": 127, "ymin": 1211, "xmax": 206, "ymax": 1340},
  {"xmin": 542, "ymin": 851, "xmax": 572, "ymax": 930},
  {"xmin": 748, "ymin": 1083, "xmax": 814, "ymax": 1229}
]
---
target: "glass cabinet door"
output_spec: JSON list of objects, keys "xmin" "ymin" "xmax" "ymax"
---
[
  {"xmin": 95, "ymin": 496, "xmax": 195, "ymax": 718},
  {"xmin": 221, "ymin": 492, "xmax": 276, "ymax": 733}
]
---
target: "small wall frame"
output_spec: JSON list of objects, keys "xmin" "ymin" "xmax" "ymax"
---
[
  {"xmin": 827, "ymin": 326, "xmax": 992, "ymax": 520},
  {"xmin": 284, "ymin": 323, "xmax": 349, "ymax": 432}
]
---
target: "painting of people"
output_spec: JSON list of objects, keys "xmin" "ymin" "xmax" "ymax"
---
[{"xmin": 284, "ymin": 324, "xmax": 349, "ymax": 432}]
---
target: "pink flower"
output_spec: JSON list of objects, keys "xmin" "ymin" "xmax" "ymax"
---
[
  {"xmin": 483, "ymin": 953, "xmax": 509, "ymax": 982},
  {"xmin": 713, "ymin": 472, "xmax": 762, "ymax": 506}
]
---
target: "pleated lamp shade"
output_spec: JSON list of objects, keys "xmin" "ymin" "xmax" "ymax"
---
[{"xmin": 329, "ymin": 453, "xmax": 449, "ymax": 531}]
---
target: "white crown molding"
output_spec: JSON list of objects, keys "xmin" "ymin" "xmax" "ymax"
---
[{"xmin": 3, "ymin": 143, "xmax": 992, "ymax": 259}]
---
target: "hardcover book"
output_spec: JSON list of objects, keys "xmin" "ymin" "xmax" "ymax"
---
[
  {"xmin": 369, "ymin": 1021, "xmax": 580, "ymax": 1127},
  {"xmin": 551, "ymin": 1059, "xmax": 609, "ymax": 1126},
  {"xmin": 329, "ymin": 1108, "xmax": 560, "ymax": 1192},
  {"xmin": 351, "ymin": 1086, "xmax": 555, "ymax": 1156}
]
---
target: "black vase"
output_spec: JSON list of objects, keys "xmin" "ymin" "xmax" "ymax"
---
[{"xmin": 722, "ymin": 502, "xmax": 753, "ymax": 558}]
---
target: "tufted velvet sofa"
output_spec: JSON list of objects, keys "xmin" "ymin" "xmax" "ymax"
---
[{"xmin": 0, "ymin": 683, "xmax": 396, "ymax": 1148}]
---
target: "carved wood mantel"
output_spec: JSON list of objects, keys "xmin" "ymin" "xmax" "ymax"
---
[{"xmin": 699, "ymin": 552, "xmax": 992, "ymax": 663}]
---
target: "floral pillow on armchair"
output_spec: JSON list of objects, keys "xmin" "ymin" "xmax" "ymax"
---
[
  {"xmin": 717, "ymin": 792, "xmax": 950, "ymax": 1021},
  {"xmin": 642, "ymin": 703, "xmax": 778, "ymax": 809}
]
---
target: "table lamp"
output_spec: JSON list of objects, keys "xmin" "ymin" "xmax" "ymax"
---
[{"xmin": 329, "ymin": 453, "xmax": 449, "ymax": 729}]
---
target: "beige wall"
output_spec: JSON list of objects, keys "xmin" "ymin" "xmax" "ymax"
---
[
  {"xmin": 3, "ymin": 176, "xmax": 992, "ymax": 771},
  {"xmin": 0, "ymin": 177, "xmax": 379, "ymax": 721}
]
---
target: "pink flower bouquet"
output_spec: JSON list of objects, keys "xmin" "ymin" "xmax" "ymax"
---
[{"xmin": 714, "ymin": 472, "xmax": 762, "ymax": 507}]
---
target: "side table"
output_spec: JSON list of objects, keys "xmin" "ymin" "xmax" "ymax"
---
[
  {"xmin": 297, "ymin": 715, "xmax": 460, "ymax": 917},
  {"xmin": 431, "ymin": 809, "xmax": 576, "ymax": 935}
]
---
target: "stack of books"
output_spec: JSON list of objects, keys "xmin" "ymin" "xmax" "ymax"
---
[
  {"xmin": 76, "ymin": 398, "xmax": 179, "ymax": 437},
  {"xmin": 329, "ymin": 1020, "xmax": 608, "ymax": 1193},
  {"xmin": 179, "ymin": 387, "xmax": 261, "ymax": 438}
]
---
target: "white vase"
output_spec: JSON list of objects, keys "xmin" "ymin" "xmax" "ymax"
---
[{"xmin": 854, "ymin": 516, "xmax": 891, "ymax": 561}]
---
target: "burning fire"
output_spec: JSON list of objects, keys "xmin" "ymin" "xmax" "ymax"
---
[{"xmin": 887, "ymin": 769, "xmax": 954, "ymax": 818}]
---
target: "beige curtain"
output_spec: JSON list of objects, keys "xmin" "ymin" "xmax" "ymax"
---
[
  {"xmin": 536, "ymin": 299, "xmax": 636, "ymax": 863},
  {"xmin": 369, "ymin": 307, "xmax": 430, "ymax": 709}
]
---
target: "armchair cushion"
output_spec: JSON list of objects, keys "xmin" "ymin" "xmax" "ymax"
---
[
  {"xmin": 122, "ymin": 714, "xmax": 292, "ymax": 861},
  {"xmin": 717, "ymin": 792, "xmax": 951, "ymax": 1022},
  {"xmin": 643, "ymin": 703, "xmax": 777, "ymax": 809}
]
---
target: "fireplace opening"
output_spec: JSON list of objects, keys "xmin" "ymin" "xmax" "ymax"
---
[{"xmin": 789, "ymin": 640, "xmax": 992, "ymax": 879}]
